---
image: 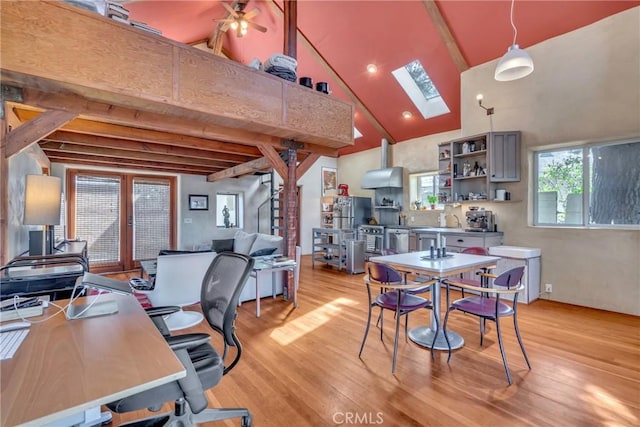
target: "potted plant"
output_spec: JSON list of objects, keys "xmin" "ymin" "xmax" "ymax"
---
[{"xmin": 427, "ymin": 195, "xmax": 438, "ymax": 209}]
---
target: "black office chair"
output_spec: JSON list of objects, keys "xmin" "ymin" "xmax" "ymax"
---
[{"xmin": 107, "ymin": 252, "xmax": 255, "ymax": 427}]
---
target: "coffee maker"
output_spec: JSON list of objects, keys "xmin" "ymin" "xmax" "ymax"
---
[{"xmin": 465, "ymin": 209, "xmax": 494, "ymax": 232}]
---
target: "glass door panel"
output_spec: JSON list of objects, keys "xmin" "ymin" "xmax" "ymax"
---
[
  {"xmin": 133, "ymin": 178, "xmax": 171, "ymax": 261},
  {"xmin": 73, "ymin": 174, "xmax": 122, "ymax": 267}
]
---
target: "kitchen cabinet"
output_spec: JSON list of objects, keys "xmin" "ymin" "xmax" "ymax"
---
[
  {"xmin": 443, "ymin": 131, "xmax": 520, "ymax": 202},
  {"xmin": 312, "ymin": 228, "xmax": 356, "ymax": 271},
  {"xmin": 490, "ymin": 132, "xmax": 521, "ymax": 182},
  {"xmin": 410, "ymin": 229, "xmax": 503, "ymax": 253}
]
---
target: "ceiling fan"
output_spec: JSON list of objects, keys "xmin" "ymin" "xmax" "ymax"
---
[{"xmin": 217, "ymin": 0, "xmax": 267, "ymax": 38}]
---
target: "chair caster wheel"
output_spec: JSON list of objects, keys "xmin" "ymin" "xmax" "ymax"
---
[{"xmin": 242, "ymin": 414, "xmax": 253, "ymax": 427}]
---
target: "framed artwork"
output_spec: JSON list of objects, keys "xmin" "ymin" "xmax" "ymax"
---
[
  {"xmin": 322, "ymin": 167, "xmax": 337, "ymax": 196},
  {"xmin": 188, "ymin": 194, "xmax": 209, "ymax": 210}
]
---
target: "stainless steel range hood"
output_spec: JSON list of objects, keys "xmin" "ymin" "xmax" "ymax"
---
[
  {"xmin": 361, "ymin": 167, "xmax": 403, "ymax": 188},
  {"xmin": 361, "ymin": 138, "xmax": 403, "ymax": 189}
]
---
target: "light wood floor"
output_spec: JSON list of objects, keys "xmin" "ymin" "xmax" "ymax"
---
[{"xmin": 108, "ymin": 255, "xmax": 640, "ymax": 426}]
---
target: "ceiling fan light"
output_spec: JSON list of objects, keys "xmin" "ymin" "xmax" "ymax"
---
[
  {"xmin": 240, "ymin": 19, "xmax": 248, "ymax": 29},
  {"xmin": 230, "ymin": 21, "xmax": 238, "ymax": 30},
  {"xmin": 494, "ymin": 44, "xmax": 534, "ymax": 81}
]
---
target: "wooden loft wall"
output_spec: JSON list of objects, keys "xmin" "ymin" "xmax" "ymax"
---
[{"xmin": 0, "ymin": 1, "xmax": 354, "ymax": 151}]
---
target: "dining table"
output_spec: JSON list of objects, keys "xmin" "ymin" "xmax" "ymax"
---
[{"xmin": 368, "ymin": 251, "xmax": 501, "ymax": 351}]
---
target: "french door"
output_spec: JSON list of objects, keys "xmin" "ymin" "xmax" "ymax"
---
[{"xmin": 67, "ymin": 170, "xmax": 176, "ymax": 272}]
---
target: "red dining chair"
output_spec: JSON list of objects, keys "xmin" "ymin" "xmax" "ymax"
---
[
  {"xmin": 443, "ymin": 266, "xmax": 531, "ymax": 384},
  {"xmin": 359, "ymin": 262, "xmax": 437, "ymax": 374}
]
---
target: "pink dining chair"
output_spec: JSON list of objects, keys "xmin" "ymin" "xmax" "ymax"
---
[
  {"xmin": 443, "ymin": 266, "xmax": 531, "ymax": 385},
  {"xmin": 381, "ymin": 248, "xmax": 431, "ymax": 295},
  {"xmin": 359, "ymin": 262, "xmax": 437, "ymax": 374}
]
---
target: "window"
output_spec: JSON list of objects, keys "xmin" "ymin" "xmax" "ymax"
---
[
  {"xmin": 216, "ymin": 193, "xmax": 242, "ymax": 228},
  {"xmin": 409, "ymin": 172, "xmax": 442, "ymax": 209},
  {"xmin": 534, "ymin": 139, "xmax": 640, "ymax": 226},
  {"xmin": 392, "ymin": 60, "xmax": 450, "ymax": 119}
]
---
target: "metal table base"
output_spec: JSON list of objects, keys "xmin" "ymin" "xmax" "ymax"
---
[{"xmin": 408, "ymin": 326, "xmax": 464, "ymax": 351}]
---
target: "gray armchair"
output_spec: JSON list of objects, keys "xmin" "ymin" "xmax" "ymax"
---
[{"xmin": 107, "ymin": 252, "xmax": 255, "ymax": 427}]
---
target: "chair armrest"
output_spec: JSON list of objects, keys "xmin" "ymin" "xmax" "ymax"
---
[
  {"xmin": 445, "ymin": 279, "xmax": 524, "ymax": 295},
  {"xmin": 478, "ymin": 272, "xmax": 498, "ymax": 279},
  {"xmin": 145, "ymin": 306, "xmax": 180, "ymax": 317},
  {"xmin": 166, "ymin": 333, "xmax": 211, "ymax": 351}
]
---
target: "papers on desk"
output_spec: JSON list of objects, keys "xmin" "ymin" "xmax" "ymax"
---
[{"xmin": 271, "ymin": 257, "xmax": 295, "ymax": 267}]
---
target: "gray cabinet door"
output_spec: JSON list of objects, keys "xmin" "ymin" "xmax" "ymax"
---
[{"xmin": 490, "ymin": 132, "xmax": 521, "ymax": 182}]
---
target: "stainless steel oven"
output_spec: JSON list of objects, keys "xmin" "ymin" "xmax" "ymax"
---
[{"xmin": 358, "ymin": 225, "xmax": 385, "ymax": 259}]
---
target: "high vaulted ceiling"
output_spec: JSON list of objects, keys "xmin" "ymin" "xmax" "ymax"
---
[{"xmin": 126, "ymin": 0, "xmax": 638, "ymax": 155}]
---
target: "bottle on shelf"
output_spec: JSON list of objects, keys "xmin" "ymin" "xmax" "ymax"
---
[{"xmin": 463, "ymin": 160, "xmax": 471, "ymax": 177}]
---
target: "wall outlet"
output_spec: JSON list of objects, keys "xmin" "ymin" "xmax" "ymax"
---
[
  {"xmin": 184, "ymin": 218, "xmax": 192, "ymax": 224},
  {"xmin": 545, "ymin": 283, "xmax": 553, "ymax": 293},
  {"xmin": 410, "ymin": 216, "xmax": 415, "ymax": 222}
]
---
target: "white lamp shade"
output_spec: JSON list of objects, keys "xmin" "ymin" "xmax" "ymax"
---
[
  {"xmin": 494, "ymin": 44, "xmax": 534, "ymax": 81},
  {"xmin": 23, "ymin": 175, "xmax": 62, "ymax": 225}
]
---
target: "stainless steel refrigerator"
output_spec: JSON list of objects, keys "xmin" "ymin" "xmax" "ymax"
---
[{"xmin": 332, "ymin": 196, "xmax": 372, "ymax": 229}]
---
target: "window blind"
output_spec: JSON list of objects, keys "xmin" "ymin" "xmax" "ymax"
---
[
  {"xmin": 133, "ymin": 179, "xmax": 171, "ymax": 260},
  {"xmin": 75, "ymin": 175, "xmax": 121, "ymax": 265}
]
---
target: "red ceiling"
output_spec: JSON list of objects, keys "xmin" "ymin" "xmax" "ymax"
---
[{"xmin": 127, "ymin": 1, "xmax": 638, "ymax": 155}]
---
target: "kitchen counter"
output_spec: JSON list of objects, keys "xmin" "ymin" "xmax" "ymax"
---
[{"xmin": 410, "ymin": 227, "xmax": 503, "ymax": 236}]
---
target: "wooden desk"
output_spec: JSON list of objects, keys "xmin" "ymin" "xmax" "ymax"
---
[
  {"xmin": 369, "ymin": 252, "xmax": 500, "ymax": 351},
  {"xmin": 0, "ymin": 293, "xmax": 186, "ymax": 426}
]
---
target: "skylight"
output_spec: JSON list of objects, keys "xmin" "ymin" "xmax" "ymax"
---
[{"xmin": 392, "ymin": 60, "xmax": 450, "ymax": 119}]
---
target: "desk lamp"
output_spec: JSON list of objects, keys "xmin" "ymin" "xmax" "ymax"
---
[{"xmin": 23, "ymin": 174, "xmax": 62, "ymax": 256}]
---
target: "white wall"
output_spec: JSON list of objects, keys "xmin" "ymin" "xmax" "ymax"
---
[
  {"xmin": 336, "ymin": 8, "xmax": 640, "ymax": 315},
  {"xmin": 179, "ymin": 174, "xmax": 266, "ymax": 249},
  {"xmin": 5, "ymin": 151, "xmax": 43, "ymax": 259}
]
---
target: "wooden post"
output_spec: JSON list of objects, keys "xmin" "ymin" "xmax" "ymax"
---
[
  {"xmin": 283, "ymin": 147, "xmax": 298, "ymax": 300},
  {"xmin": 282, "ymin": 0, "xmax": 298, "ymax": 302},
  {"xmin": 283, "ymin": 0, "xmax": 297, "ymax": 60},
  {"xmin": 0, "ymin": 111, "xmax": 7, "ymax": 265}
]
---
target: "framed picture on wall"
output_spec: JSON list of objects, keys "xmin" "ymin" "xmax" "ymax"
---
[
  {"xmin": 188, "ymin": 194, "xmax": 209, "ymax": 210},
  {"xmin": 322, "ymin": 167, "xmax": 337, "ymax": 196}
]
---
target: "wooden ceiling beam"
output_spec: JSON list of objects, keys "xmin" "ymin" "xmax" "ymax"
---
[
  {"xmin": 45, "ymin": 131, "xmax": 254, "ymax": 165},
  {"xmin": 14, "ymin": 95, "xmax": 338, "ymax": 156},
  {"xmin": 258, "ymin": 143, "xmax": 288, "ymax": 179},
  {"xmin": 206, "ymin": 157, "xmax": 271, "ymax": 182},
  {"xmin": 40, "ymin": 141, "xmax": 236, "ymax": 169},
  {"xmin": 267, "ymin": 0, "xmax": 394, "ymax": 144},
  {"xmin": 4, "ymin": 109, "xmax": 76, "ymax": 158},
  {"xmin": 421, "ymin": 0, "xmax": 469, "ymax": 73},
  {"xmin": 46, "ymin": 153, "xmax": 217, "ymax": 175},
  {"xmin": 13, "ymin": 102, "xmax": 264, "ymax": 157},
  {"xmin": 296, "ymin": 152, "xmax": 319, "ymax": 181}
]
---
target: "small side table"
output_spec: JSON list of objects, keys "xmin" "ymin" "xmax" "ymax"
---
[{"xmin": 249, "ymin": 258, "xmax": 297, "ymax": 318}]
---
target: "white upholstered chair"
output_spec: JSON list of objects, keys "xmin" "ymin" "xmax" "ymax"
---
[{"xmin": 143, "ymin": 251, "xmax": 217, "ymax": 331}]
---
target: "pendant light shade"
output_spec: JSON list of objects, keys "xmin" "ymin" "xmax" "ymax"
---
[
  {"xmin": 495, "ymin": 0, "xmax": 534, "ymax": 82},
  {"xmin": 494, "ymin": 44, "xmax": 534, "ymax": 81}
]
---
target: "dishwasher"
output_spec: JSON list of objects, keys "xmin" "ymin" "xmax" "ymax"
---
[{"xmin": 384, "ymin": 227, "xmax": 410, "ymax": 253}]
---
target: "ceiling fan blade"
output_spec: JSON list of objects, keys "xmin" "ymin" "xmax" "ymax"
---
[
  {"xmin": 243, "ymin": 8, "xmax": 260, "ymax": 20},
  {"xmin": 216, "ymin": 18, "xmax": 235, "ymax": 23},
  {"xmin": 247, "ymin": 20, "xmax": 267, "ymax": 33},
  {"xmin": 221, "ymin": 2, "xmax": 239, "ymax": 18}
]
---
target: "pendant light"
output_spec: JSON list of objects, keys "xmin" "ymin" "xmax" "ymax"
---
[{"xmin": 494, "ymin": 0, "xmax": 534, "ymax": 81}]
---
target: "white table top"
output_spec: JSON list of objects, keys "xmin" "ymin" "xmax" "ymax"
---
[{"xmin": 369, "ymin": 252, "xmax": 500, "ymax": 277}]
